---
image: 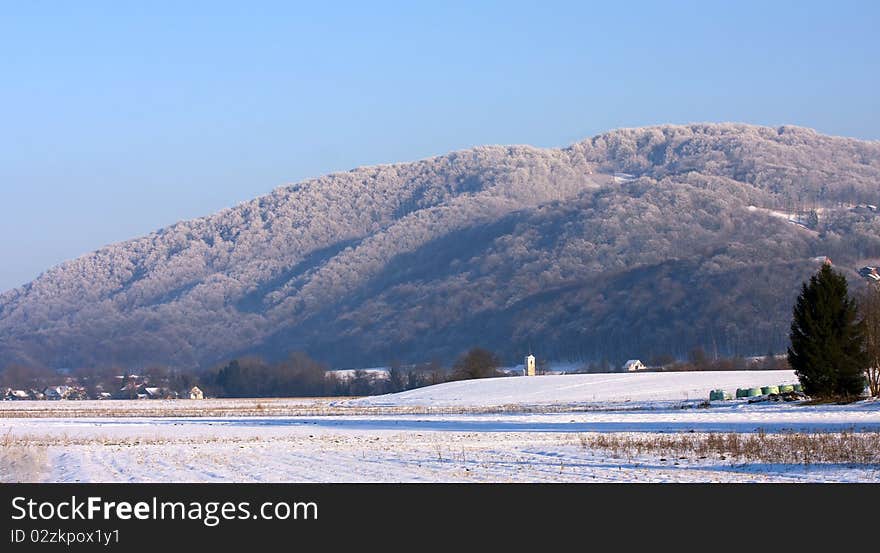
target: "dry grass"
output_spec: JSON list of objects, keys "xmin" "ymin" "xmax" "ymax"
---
[
  {"xmin": 1, "ymin": 431, "xmax": 269, "ymax": 448},
  {"xmin": 0, "ymin": 398, "xmax": 705, "ymax": 418},
  {"xmin": 578, "ymin": 430, "xmax": 880, "ymax": 465},
  {"xmin": 0, "ymin": 429, "xmax": 50, "ymax": 482}
]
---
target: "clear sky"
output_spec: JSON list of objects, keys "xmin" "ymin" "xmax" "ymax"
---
[{"xmin": 1, "ymin": 0, "xmax": 878, "ymax": 292}]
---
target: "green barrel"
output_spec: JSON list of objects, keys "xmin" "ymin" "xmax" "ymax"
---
[
  {"xmin": 778, "ymin": 384, "xmax": 795, "ymax": 393},
  {"xmin": 747, "ymin": 387, "xmax": 763, "ymax": 397},
  {"xmin": 793, "ymin": 383, "xmax": 803, "ymax": 392},
  {"xmin": 761, "ymin": 385, "xmax": 780, "ymax": 395},
  {"xmin": 709, "ymin": 389, "xmax": 725, "ymax": 401},
  {"xmin": 736, "ymin": 388, "xmax": 749, "ymax": 398}
]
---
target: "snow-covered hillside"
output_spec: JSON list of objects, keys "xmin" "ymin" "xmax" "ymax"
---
[
  {"xmin": 348, "ymin": 370, "xmax": 798, "ymax": 408},
  {"xmin": 5, "ymin": 124, "xmax": 880, "ymax": 370}
]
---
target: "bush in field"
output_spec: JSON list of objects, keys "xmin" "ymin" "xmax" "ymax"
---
[
  {"xmin": 452, "ymin": 348, "xmax": 503, "ymax": 380},
  {"xmin": 788, "ymin": 264, "xmax": 868, "ymax": 398}
]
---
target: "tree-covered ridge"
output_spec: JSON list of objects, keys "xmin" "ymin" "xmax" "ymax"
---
[{"xmin": 1, "ymin": 123, "xmax": 878, "ymax": 369}]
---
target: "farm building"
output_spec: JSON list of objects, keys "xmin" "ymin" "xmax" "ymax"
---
[
  {"xmin": 623, "ymin": 359, "xmax": 647, "ymax": 372},
  {"xmin": 859, "ymin": 266, "xmax": 880, "ymax": 282},
  {"xmin": 6, "ymin": 389, "xmax": 31, "ymax": 400},
  {"xmin": 43, "ymin": 385, "xmax": 70, "ymax": 400}
]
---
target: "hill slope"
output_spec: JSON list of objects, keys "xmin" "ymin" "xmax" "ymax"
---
[
  {"xmin": 346, "ymin": 370, "xmax": 799, "ymax": 408},
  {"xmin": 1, "ymin": 123, "xmax": 879, "ymax": 370}
]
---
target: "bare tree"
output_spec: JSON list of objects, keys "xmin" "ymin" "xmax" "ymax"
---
[{"xmin": 860, "ymin": 284, "xmax": 880, "ymax": 397}]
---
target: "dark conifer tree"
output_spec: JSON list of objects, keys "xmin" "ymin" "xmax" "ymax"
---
[
  {"xmin": 806, "ymin": 209, "xmax": 820, "ymax": 230},
  {"xmin": 788, "ymin": 264, "xmax": 868, "ymax": 397}
]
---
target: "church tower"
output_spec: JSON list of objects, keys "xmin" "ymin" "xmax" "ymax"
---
[{"xmin": 525, "ymin": 354, "xmax": 536, "ymax": 376}]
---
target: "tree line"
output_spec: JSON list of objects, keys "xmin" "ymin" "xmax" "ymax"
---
[
  {"xmin": 4, "ymin": 262, "xmax": 879, "ymax": 400},
  {"xmin": 202, "ymin": 348, "xmax": 509, "ymax": 398}
]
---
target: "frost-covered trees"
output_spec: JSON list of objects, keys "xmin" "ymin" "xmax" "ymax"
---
[{"xmin": 0, "ymin": 123, "xmax": 879, "ymax": 370}]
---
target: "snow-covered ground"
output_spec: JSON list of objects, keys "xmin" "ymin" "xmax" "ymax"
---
[
  {"xmin": 3, "ymin": 372, "xmax": 878, "ymax": 483},
  {"xmin": 347, "ymin": 371, "xmax": 798, "ymax": 408},
  {"xmin": 3, "ymin": 401, "xmax": 879, "ymax": 483}
]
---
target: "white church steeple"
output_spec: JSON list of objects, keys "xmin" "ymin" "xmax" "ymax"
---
[{"xmin": 525, "ymin": 353, "xmax": 536, "ymax": 376}]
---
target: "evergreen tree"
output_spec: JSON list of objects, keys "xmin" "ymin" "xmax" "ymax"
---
[
  {"xmin": 805, "ymin": 209, "xmax": 820, "ymax": 230},
  {"xmin": 787, "ymin": 264, "xmax": 868, "ymax": 398}
]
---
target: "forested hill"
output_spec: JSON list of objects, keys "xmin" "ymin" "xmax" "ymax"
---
[{"xmin": 2, "ymin": 123, "xmax": 879, "ymax": 370}]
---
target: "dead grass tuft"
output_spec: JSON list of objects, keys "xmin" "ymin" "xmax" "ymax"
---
[{"xmin": 0, "ymin": 432, "xmax": 50, "ymax": 482}]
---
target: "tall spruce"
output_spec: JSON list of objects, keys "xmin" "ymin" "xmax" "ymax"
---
[{"xmin": 787, "ymin": 264, "xmax": 868, "ymax": 398}]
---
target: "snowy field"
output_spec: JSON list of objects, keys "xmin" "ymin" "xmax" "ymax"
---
[{"xmin": 2, "ymin": 371, "xmax": 879, "ymax": 483}]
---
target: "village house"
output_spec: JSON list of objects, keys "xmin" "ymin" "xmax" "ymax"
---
[
  {"xmin": 140, "ymin": 386, "xmax": 177, "ymax": 399},
  {"xmin": 623, "ymin": 359, "xmax": 647, "ymax": 372},
  {"xmin": 859, "ymin": 266, "xmax": 880, "ymax": 282},
  {"xmin": 43, "ymin": 385, "xmax": 70, "ymax": 400},
  {"xmin": 5, "ymin": 389, "xmax": 31, "ymax": 400},
  {"xmin": 189, "ymin": 386, "xmax": 204, "ymax": 400},
  {"xmin": 42, "ymin": 385, "xmax": 87, "ymax": 400}
]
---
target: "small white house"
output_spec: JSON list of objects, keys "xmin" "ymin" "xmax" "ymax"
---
[
  {"xmin": 189, "ymin": 386, "xmax": 204, "ymax": 400},
  {"xmin": 623, "ymin": 359, "xmax": 647, "ymax": 372},
  {"xmin": 43, "ymin": 385, "xmax": 70, "ymax": 400}
]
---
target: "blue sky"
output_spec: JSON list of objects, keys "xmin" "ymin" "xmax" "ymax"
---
[{"xmin": 1, "ymin": 1, "xmax": 878, "ymax": 291}]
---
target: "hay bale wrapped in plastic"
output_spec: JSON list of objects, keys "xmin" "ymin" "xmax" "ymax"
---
[{"xmin": 709, "ymin": 389, "xmax": 726, "ymax": 401}]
